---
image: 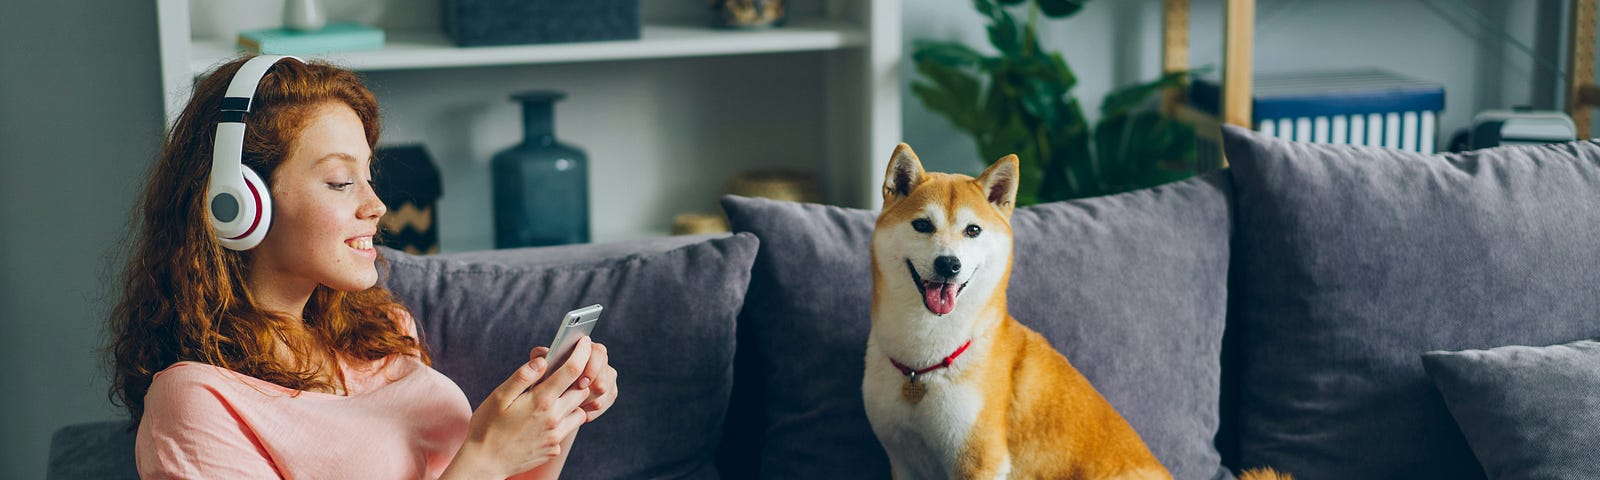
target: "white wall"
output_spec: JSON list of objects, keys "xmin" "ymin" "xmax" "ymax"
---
[
  {"xmin": 902, "ymin": 0, "xmax": 1570, "ymax": 174},
  {"xmin": 0, "ymin": 0, "xmax": 1578, "ymax": 478},
  {"xmin": 0, "ymin": 1, "xmax": 164, "ymax": 478}
]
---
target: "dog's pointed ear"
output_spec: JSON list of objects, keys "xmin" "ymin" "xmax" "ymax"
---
[
  {"xmin": 978, "ymin": 154, "xmax": 1020, "ymax": 217},
  {"xmin": 882, "ymin": 143, "xmax": 926, "ymax": 204}
]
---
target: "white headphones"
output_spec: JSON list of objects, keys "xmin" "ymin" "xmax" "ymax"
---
[{"xmin": 207, "ymin": 55, "xmax": 301, "ymax": 251}]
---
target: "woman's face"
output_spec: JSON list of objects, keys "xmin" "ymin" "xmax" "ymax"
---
[{"xmin": 250, "ymin": 102, "xmax": 386, "ymax": 296}]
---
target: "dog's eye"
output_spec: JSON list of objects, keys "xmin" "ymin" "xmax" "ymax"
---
[
  {"xmin": 912, "ymin": 219, "xmax": 934, "ymax": 233},
  {"xmin": 964, "ymin": 224, "xmax": 982, "ymax": 238}
]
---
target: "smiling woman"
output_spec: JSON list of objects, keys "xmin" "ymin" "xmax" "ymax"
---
[
  {"xmin": 249, "ymin": 104, "xmax": 388, "ymax": 307},
  {"xmin": 107, "ymin": 56, "xmax": 617, "ymax": 480}
]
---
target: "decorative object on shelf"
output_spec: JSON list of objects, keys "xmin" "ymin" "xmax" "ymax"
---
[
  {"xmin": 1191, "ymin": 68, "xmax": 1447, "ymax": 154},
  {"xmin": 668, "ymin": 168, "xmax": 817, "ymax": 236},
  {"xmin": 726, "ymin": 168, "xmax": 819, "ymax": 203},
  {"xmin": 492, "ymin": 90, "xmax": 591, "ymax": 248},
  {"xmin": 373, "ymin": 144, "xmax": 443, "ymax": 255},
  {"xmin": 673, "ymin": 212, "xmax": 730, "ymax": 235},
  {"xmin": 443, "ymin": 0, "xmax": 640, "ymax": 47},
  {"xmin": 237, "ymin": 23, "xmax": 385, "ymax": 55},
  {"xmin": 912, "ymin": 0, "xmax": 1199, "ymax": 205},
  {"xmin": 709, "ymin": 0, "xmax": 787, "ymax": 29},
  {"xmin": 283, "ymin": 0, "xmax": 327, "ymax": 32},
  {"xmin": 1469, "ymin": 109, "xmax": 1575, "ymax": 149}
]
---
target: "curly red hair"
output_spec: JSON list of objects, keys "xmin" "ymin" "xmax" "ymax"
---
[{"xmin": 108, "ymin": 56, "xmax": 427, "ymax": 424}]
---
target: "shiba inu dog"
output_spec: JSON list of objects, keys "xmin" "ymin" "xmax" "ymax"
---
[{"xmin": 861, "ymin": 144, "xmax": 1289, "ymax": 480}]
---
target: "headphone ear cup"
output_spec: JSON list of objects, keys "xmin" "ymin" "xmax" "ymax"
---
[
  {"xmin": 216, "ymin": 166, "xmax": 273, "ymax": 251},
  {"xmin": 239, "ymin": 166, "xmax": 273, "ymax": 248}
]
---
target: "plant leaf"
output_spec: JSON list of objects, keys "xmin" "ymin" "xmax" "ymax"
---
[
  {"xmin": 1035, "ymin": 0, "xmax": 1086, "ymax": 18},
  {"xmin": 913, "ymin": 41, "xmax": 984, "ymax": 69},
  {"xmin": 1100, "ymin": 70, "xmax": 1189, "ymax": 117},
  {"xmin": 986, "ymin": 4, "xmax": 1022, "ymax": 55},
  {"xmin": 912, "ymin": 61, "xmax": 984, "ymax": 134},
  {"xmin": 1047, "ymin": 52, "xmax": 1077, "ymax": 92}
]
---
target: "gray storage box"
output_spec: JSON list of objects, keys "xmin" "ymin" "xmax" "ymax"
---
[{"xmin": 442, "ymin": 0, "xmax": 640, "ymax": 47}]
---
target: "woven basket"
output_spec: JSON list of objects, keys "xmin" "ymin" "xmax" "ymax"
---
[
  {"xmin": 672, "ymin": 212, "xmax": 730, "ymax": 235},
  {"xmin": 726, "ymin": 168, "xmax": 819, "ymax": 203}
]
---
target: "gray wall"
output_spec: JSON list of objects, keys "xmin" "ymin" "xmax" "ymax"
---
[
  {"xmin": 0, "ymin": 1, "xmax": 164, "ymax": 478},
  {"xmin": 0, "ymin": 0, "xmax": 1577, "ymax": 478}
]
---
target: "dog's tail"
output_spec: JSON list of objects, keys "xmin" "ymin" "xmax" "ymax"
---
[{"xmin": 1238, "ymin": 467, "xmax": 1293, "ymax": 480}]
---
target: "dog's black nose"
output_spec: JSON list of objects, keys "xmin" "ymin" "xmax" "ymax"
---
[{"xmin": 934, "ymin": 255, "xmax": 961, "ymax": 278}]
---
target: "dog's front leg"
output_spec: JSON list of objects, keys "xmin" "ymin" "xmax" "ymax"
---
[{"xmin": 956, "ymin": 432, "xmax": 1011, "ymax": 480}]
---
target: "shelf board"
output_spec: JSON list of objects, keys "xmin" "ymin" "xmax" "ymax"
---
[{"xmin": 189, "ymin": 19, "xmax": 865, "ymax": 74}]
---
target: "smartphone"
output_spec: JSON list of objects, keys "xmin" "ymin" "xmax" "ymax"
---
[{"xmin": 544, "ymin": 304, "xmax": 602, "ymax": 377}]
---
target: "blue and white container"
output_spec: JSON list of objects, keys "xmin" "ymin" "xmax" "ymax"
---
[{"xmin": 1192, "ymin": 68, "xmax": 1447, "ymax": 153}]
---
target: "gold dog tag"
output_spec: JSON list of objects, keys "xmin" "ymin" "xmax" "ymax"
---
[{"xmin": 901, "ymin": 373, "xmax": 927, "ymax": 404}]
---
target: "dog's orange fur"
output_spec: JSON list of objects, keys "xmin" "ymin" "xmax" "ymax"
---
[{"xmin": 871, "ymin": 144, "xmax": 1290, "ymax": 480}]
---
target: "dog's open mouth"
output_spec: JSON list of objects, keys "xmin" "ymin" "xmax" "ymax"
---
[{"xmin": 907, "ymin": 259, "xmax": 967, "ymax": 316}]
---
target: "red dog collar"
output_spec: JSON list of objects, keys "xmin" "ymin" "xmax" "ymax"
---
[{"xmin": 890, "ymin": 340, "xmax": 973, "ymax": 378}]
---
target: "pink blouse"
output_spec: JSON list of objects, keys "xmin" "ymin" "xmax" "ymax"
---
[{"xmin": 135, "ymin": 330, "xmax": 472, "ymax": 479}]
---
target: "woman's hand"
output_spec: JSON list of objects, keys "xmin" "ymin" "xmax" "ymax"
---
[
  {"xmin": 576, "ymin": 341, "xmax": 618, "ymax": 422},
  {"xmin": 441, "ymin": 338, "xmax": 595, "ymax": 480}
]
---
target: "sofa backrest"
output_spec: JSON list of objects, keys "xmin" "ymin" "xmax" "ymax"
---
[
  {"xmin": 382, "ymin": 233, "xmax": 758, "ymax": 480},
  {"xmin": 1222, "ymin": 125, "xmax": 1600, "ymax": 478}
]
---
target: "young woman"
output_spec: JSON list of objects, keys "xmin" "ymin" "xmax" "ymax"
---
[{"xmin": 107, "ymin": 55, "xmax": 618, "ymax": 479}]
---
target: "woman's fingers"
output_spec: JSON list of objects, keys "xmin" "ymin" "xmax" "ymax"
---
[
  {"xmin": 529, "ymin": 337, "xmax": 593, "ymax": 398},
  {"xmin": 553, "ymin": 406, "xmax": 588, "ymax": 440},
  {"xmin": 554, "ymin": 380, "xmax": 591, "ymax": 415},
  {"xmin": 581, "ymin": 366, "xmax": 618, "ymax": 421},
  {"xmin": 528, "ymin": 346, "xmax": 550, "ymax": 364},
  {"xmin": 484, "ymin": 356, "xmax": 547, "ymax": 411},
  {"xmin": 578, "ymin": 342, "xmax": 608, "ymax": 389}
]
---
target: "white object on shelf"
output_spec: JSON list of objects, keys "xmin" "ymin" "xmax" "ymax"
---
[
  {"xmin": 283, "ymin": 0, "xmax": 327, "ymax": 32},
  {"xmin": 1470, "ymin": 110, "xmax": 1577, "ymax": 148}
]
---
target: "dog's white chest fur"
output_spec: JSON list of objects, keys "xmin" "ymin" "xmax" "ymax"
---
[{"xmin": 863, "ymin": 338, "xmax": 991, "ymax": 480}]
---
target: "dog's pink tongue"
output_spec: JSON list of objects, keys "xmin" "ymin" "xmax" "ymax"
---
[{"xmin": 923, "ymin": 282, "xmax": 957, "ymax": 315}]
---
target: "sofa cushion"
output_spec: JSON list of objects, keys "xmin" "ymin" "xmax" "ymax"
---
[
  {"xmin": 381, "ymin": 233, "xmax": 759, "ymax": 480},
  {"xmin": 720, "ymin": 171, "xmax": 1235, "ymax": 480},
  {"xmin": 1423, "ymin": 339, "xmax": 1600, "ymax": 480},
  {"xmin": 1223, "ymin": 125, "xmax": 1600, "ymax": 478}
]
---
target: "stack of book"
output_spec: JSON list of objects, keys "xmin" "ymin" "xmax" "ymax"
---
[{"xmin": 237, "ymin": 23, "xmax": 385, "ymax": 55}]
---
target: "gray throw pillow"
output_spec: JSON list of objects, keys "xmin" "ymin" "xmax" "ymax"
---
[
  {"xmin": 381, "ymin": 233, "xmax": 759, "ymax": 480},
  {"xmin": 1423, "ymin": 339, "xmax": 1600, "ymax": 480},
  {"xmin": 720, "ymin": 170, "xmax": 1235, "ymax": 480},
  {"xmin": 1224, "ymin": 124, "xmax": 1600, "ymax": 479}
]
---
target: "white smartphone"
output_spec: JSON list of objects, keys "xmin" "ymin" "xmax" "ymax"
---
[{"xmin": 544, "ymin": 304, "xmax": 602, "ymax": 376}]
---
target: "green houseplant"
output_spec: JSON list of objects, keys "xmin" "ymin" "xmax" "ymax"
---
[{"xmin": 912, "ymin": 0, "xmax": 1202, "ymax": 205}]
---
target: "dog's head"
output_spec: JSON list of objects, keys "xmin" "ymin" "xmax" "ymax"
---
[{"xmin": 871, "ymin": 143, "xmax": 1019, "ymax": 320}]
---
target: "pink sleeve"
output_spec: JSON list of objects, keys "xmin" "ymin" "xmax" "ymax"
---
[{"xmin": 135, "ymin": 367, "xmax": 281, "ymax": 480}]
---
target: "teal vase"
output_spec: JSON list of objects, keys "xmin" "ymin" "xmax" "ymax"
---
[{"xmin": 491, "ymin": 90, "xmax": 590, "ymax": 248}]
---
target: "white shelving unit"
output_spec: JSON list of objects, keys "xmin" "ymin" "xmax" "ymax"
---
[
  {"xmin": 156, "ymin": 0, "xmax": 901, "ymax": 251},
  {"xmin": 184, "ymin": 20, "xmax": 867, "ymax": 73}
]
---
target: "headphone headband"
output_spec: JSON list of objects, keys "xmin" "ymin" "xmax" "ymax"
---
[
  {"xmin": 208, "ymin": 55, "xmax": 302, "ymax": 251},
  {"xmin": 220, "ymin": 55, "xmax": 300, "ymax": 122}
]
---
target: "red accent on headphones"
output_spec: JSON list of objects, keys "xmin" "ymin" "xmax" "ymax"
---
[{"xmin": 223, "ymin": 177, "xmax": 265, "ymax": 241}]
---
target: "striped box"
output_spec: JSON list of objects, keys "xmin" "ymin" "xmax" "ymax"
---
[{"xmin": 1192, "ymin": 69, "xmax": 1447, "ymax": 154}]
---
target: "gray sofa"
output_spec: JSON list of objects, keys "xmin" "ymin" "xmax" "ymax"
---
[{"xmin": 50, "ymin": 126, "xmax": 1600, "ymax": 479}]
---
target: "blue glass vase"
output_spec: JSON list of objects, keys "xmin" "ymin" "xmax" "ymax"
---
[{"xmin": 491, "ymin": 90, "xmax": 590, "ymax": 248}]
